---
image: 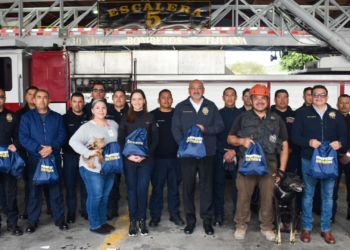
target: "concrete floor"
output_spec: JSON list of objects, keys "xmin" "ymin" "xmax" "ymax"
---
[{"xmin": 1, "ymin": 175, "xmax": 350, "ymax": 250}]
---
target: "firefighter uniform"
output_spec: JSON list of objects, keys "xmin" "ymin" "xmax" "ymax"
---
[{"xmin": 0, "ymin": 108, "xmax": 21, "ymax": 234}]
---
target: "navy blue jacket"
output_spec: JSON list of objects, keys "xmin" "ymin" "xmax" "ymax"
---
[
  {"xmin": 172, "ymin": 97, "xmax": 224, "ymax": 156},
  {"xmin": 216, "ymin": 106, "xmax": 241, "ymax": 155},
  {"xmin": 291, "ymin": 104, "xmax": 347, "ymax": 160},
  {"xmin": 19, "ymin": 108, "xmax": 67, "ymax": 159}
]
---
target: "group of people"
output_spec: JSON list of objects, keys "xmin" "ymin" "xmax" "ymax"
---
[{"xmin": 0, "ymin": 79, "xmax": 349, "ymax": 245}]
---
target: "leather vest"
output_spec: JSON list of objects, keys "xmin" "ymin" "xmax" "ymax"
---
[{"xmin": 237, "ymin": 110, "xmax": 282, "ymax": 161}]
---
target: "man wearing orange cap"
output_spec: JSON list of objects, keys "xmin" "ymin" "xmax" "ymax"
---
[{"xmin": 227, "ymin": 84, "xmax": 289, "ymax": 242}]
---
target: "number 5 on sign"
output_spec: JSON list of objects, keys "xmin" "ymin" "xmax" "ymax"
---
[{"xmin": 146, "ymin": 11, "xmax": 161, "ymax": 28}]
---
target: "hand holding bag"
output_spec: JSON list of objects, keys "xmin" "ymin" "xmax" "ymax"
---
[
  {"xmin": 101, "ymin": 142, "xmax": 124, "ymax": 175},
  {"xmin": 122, "ymin": 128, "xmax": 149, "ymax": 157},
  {"xmin": 309, "ymin": 141, "xmax": 338, "ymax": 179},
  {"xmin": 177, "ymin": 125, "xmax": 206, "ymax": 159},
  {"xmin": 0, "ymin": 145, "xmax": 11, "ymax": 173},
  {"xmin": 239, "ymin": 141, "xmax": 268, "ymax": 176},
  {"xmin": 33, "ymin": 155, "xmax": 59, "ymax": 185}
]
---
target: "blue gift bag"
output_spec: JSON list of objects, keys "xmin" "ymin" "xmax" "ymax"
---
[
  {"xmin": 309, "ymin": 141, "xmax": 338, "ymax": 179},
  {"xmin": 33, "ymin": 155, "xmax": 59, "ymax": 185},
  {"xmin": 0, "ymin": 145, "xmax": 11, "ymax": 173},
  {"xmin": 122, "ymin": 128, "xmax": 149, "ymax": 157},
  {"xmin": 177, "ymin": 125, "xmax": 206, "ymax": 159},
  {"xmin": 239, "ymin": 141, "xmax": 268, "ymax": 176},
  {"xmin": 101, "ymin": 142, "xmax": 124, "ymax": 175},
  {"xmin": 10, "ymin": 151, "xmax": 26, "ymax": 178}
]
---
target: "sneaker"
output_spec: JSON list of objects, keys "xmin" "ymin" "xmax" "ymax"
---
[
  {"xmin": 128, "ymin": 221, "xmax": 138, "ymax": 237},
  {"xmin": 261, "ymin": 229, "xmax": 276, "ymax": 241},
  {"xmin": 139, "ymin": 220, "xmax": 149, "ymax": 236},
  {"xmin": 234, "ymin": 228, "xmax": 246, "ymax": 239},
  {"xmin": 169, "ymin": 213, "xmax": 185, "ymax": 226}
]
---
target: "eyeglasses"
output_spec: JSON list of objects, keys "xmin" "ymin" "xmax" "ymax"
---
[
  {"xmin": 0, "ymin": 95, "xmax": 5, "ymax": 99},
  {"xmin": 312, "ymin": 93, "xmax": 327, "ymax": 98},
  {"xmin": 93, "ymin": 89, "xmax": 105, "ymax": 93}
]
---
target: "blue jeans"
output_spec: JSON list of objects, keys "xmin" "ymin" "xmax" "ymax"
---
[
  {"xmin": 124, "ymin": 161, "xmax": 154, "ymax": 221},
  {"xmin": 301, "ymin": 158, "xmax": 335, "ymax": 232},
  {"xmin": 63, "ymin": 154, "xmax": 87, "ymax": 214},
  {"xmin": 213, "ymin": 154, "xmax": 238, "ymax": 217},
  {"xmin": 149, "ymin": 158, "xmax": 180, "ymax": 218},
  {"xmin": 79, "ymin": 167, "xmax": 115, "ymax": 229}
]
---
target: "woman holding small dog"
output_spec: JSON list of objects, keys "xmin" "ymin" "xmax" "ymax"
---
[
  {"xmin": 69, "ymin": 99, "xmax": 119, "ymax": 235},
  {"xmin": 118, "ymin": 89, "xmax": 159, "ymax": 237}
]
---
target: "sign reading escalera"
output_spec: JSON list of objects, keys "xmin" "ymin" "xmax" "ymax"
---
[{"xmin": 98, "ymin": 1, "xmax": 211, "ymax": 29}]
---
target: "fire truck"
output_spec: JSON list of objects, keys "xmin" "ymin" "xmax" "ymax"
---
[
  {"xmin": 1, "ymin": 0, "xmax": 350, "ymax": 113},
  {"xmin": 1, "ymin": 48, "xmax": 349, "ymax": 114}
]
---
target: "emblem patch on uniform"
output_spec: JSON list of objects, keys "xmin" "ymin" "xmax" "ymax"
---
[
  {"xmin": 329, "ymin": 111, "xmax": 336, "ymax": 119},
  {"xmin": 286, "ymin": 117, "xmax": 294, "ymax": 123},
  {"xmin": 202, "ymin": 107, "xmax": 209, "ymax": 115},
  {"xmin": 269, "ymin": 134, "xmax": 277, "ymax": 143},
  {"xmin": 6, "ymin": 113, "xmax": 13, "ymax": 122},
  {"xmin": 270, "ymin": 116, "xmax": 276, "ymax": 120}
]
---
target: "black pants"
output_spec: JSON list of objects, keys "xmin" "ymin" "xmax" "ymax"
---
[
  {"xmin": 179, "ymin": 155, "xmax": 215, "ymax": 225},
  {"xmin": 0, "ymin": 172, "xmax": 19, "ymax": 226}
]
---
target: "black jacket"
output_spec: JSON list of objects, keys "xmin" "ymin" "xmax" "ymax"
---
[
  {"xmin": 106, "ymin": 104, "xmax": 129, "ymax": 125},
  {"xmin": 291, "ymin": 104, "xmax": 347, "ymax": 160},
  {"xmin": 216, "ymin": 106, "xmax": 241, "ymax": 155},
  {"xmin": 0, "ymin": 108, "xmax": 20, "ymax": 149},
  {"xmin": 172, "ymin": 97, "xmax": 224, "ymax": 156},
  {"xmin": 62, "ymin": 108, "xmax": 90, "ymax": 155}
]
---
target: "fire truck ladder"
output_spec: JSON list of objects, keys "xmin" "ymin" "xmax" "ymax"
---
[{"xmin": 0, "ymin": 0, "xmax": 349, "ymax": 55}]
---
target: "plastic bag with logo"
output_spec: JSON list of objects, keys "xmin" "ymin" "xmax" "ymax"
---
[
  {"xmin": 33, "ymin": 155, "xmax": 59, "ymax": 185},
  {"xmin": 101, "ymin": 142, "xmax": 124, "ymax": 175},
  {"xmin": 309, "ymin": 141, "xmax": 338, "ymax": 179},
  {"xmin": 0, "ymin": 145, "xmax": 11, "ymax": 173},
  {"xmin": 177, "ymin": 125, "xmax": 206, "ymax": 159},
  {"xmin": 122, "ymin": 128, "xmax": 149, "ymax": 157},
  {"xmin": 10, "ymin": 151, "xmax": 26, "ymax": 178},
  {"xmin": 239, "ymin": 141, "xmax": 268, "ymax": 176}
]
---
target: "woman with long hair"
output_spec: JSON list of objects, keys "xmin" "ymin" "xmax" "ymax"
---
[
  {"xmin": 69, "ymin": 99, "xmax": 118, "ymax": 235},
  {"xmin": 118, "ymin": 89, "xmax": 159, "ymax": 236}
]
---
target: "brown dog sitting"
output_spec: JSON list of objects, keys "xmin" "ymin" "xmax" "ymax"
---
[{"xmin": 82, "ymin": 137, "xmax": 105, "ymax": 169}]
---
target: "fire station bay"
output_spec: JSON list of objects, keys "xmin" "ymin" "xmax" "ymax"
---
[{"xmin": 1, "ymin": 1, "xmax": 350, "ymax": 250}]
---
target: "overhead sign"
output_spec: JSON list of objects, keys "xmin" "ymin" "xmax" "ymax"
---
[{"xmin": 98, "ymin": 1, "xmax": 211, "ymax": 29}]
